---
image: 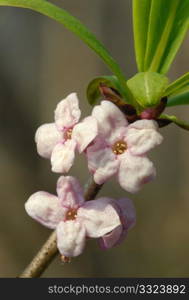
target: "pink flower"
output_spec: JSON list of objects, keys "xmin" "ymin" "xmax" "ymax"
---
[
  {"xmin": 25, "ymin": 176, "xmax": 124, "ymax": 257},
  {"xmin": 99, "ymin": 197, "xmax": 136, "ymax": 249},
  {"xmin": 87, "ymin": 101, "xmax": 163, "ymax": 193},
  {"xmin": 35, "ymin": 93, "xmax": 97, "ymax": 173}
]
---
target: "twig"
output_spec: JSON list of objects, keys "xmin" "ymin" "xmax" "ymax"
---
[
  {"xmin": 84, "ymin": 177, "xmax": 103, "ymax": 201},
  {"xmin": 19, "ymin": 231, "xmax": 58, "ymax": 278},
  {"xmin": 19, "ymin": 178, "xmax": 103, "ymax": 278}
]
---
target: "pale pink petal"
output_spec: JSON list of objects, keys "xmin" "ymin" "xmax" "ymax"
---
[
  {"xmin": 51, "ymin": 139, "xmax": 76, "ymax": 173},
  {"xmin": 78, "ymin": 197, "xmax": 121, "ymax": 238},
  {"xmin": 54, "ymin": 93, "xmax": 81, "ymax": 130},
  {"xmin": 57, "ymin": 176, "xmax": 84, "ymax": 208},
  {"xmin": 87, "ymin": 141, "xmax": 119, "ymax": 184},
  {"xmin": 98, "ymin": 225, "xmax": 123, "ymax": 249},
  {"xmin": 72, "ymin": 116, "xmax": 98, "ymax": 153},
  {"xmin": 35, "ymin": 123, "xmax": 62, "ymax": 159},
  {"xmin": 118, "ymin": 152, "xmax": 156, "ymax": 193},
  {"xmin": 129, "ymin": 119, "xmax": 159, "ymax": 131},
  {"xmin": 98, "ymin": 197, "xmax": 136, "ymax": 249},
  {"xmin": 117, "ymin": 198, "xmax": 136, "ymax": 230},
  {"xmin": 125, "ymin": 120, "xmax": 163, "ymax": 155},
  {"xmin": 57, "ymin": 221, "xmax": 86, "ymax": 257},
  {"xmin": 92, "ymin": 101, "xmax": 128, "ymax": 144},
  {"xmin": 25, "ymin": 192, "xmax": 67, "ymax": 229}
]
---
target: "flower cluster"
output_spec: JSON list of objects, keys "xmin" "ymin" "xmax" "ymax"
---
[
  {"xmin": 26, "ymin": 93, "xmax": 163, "ymax": 259},
  {"xmin": 35, "ymin": 93, "xmax": 97, "ymax": 173},
  {"xmin": 25, "ymin": 176, "xmax": 136, "ymax": 257}
]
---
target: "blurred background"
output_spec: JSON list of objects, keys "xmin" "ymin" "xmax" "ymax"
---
[{"xmin": 0, "ymin": 0, "xmax": 189, "ymax": 277}]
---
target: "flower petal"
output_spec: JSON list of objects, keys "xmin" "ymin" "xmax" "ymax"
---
[
  {"xmin": 118, "ymin": 152, "xmax": 156, "ymax": 193},
  {"xmin": 98, "ymin": 225, "xmax": 123, "ymax": 250},
  {"xmin": 54, "ymin": 93, "xmax": 81, "ymax": 130},
  {"xmin": 87, "ymin": 141, "xmax": 119, "ymax": 184},
  {"xmin": 72, "ymin": 116, "xmax": 98, "ymax": 153},
  {"xmin": 57, "ymin": 176, "xmax": 84, "ymax": 208},
  {"xmin": 129, "ymin": 119, "xmax": 159, "ymax": 130},
  {"xmin": 78, "ymin": 197, "xmax": 121, "ymax": 238},
  {"xmin": 57, "ymin": 221, "xmax": 86, "ymax": 257},
  {"xmin": 117, "ymin": 198, "xmax": 136, "ymax": 230},
  {"xmin": 98, "ymin": 197, "xmax": 136, "ymax": 249},
  {"xmin": 25, "ymin": 192, "xmax": 67, "ymax": 229},
  {"xmin": 51, "ymin": 139, "xmax": 76, "ymax": 173},
  {"xmin": 92, "ymin": 101, "xmax": 128, "ymax": 144},
  {"xmin": 125, "ymin": 120, "xmax": 163, "ymax": 155},
  {"xmin": 35, "ymin": 123, "xmax": 62, "ymax": 159}
]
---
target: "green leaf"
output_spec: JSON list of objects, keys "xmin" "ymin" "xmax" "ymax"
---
[
  {"xmin": 164, "ymin": 72, "xmax": 189, "ymax": 96},
  {"xmin": 160, "ymin": 114, "xmax": 189, "ymax": 130},
  {"xmin": 167, "ymin": 91, "xmax": 189, "ymax": 107},
  {"xmin": 132, "ymin": 0, "xmax": 151, "ymax": 72},
  {"xmin": 146, "ymin": 0, "xmax": 180, "ymax": 73},
  {"xmin": 133, "ymin": 0, "xmax": 189, "ymax": 74},
  {"xmin": 0, "ymin": 0, "xmax": 133, "ymax": 102},
  {"xmin": 127, "ymin": 72, "xmax": 169, "ymax": 108},
  {"xmin": 87, "ymin": 76, "xmax": 121, "ymax": 105},
  {"xmin": 159, "ymin": 1, "xmax": 189, "ymax": 74}
]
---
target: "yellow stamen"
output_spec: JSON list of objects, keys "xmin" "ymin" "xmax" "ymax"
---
[
  {"xmin": 112, "ymin": 140, "xmax": 127, "ymax": 155},
  {"xmin": 66, "ymin": 209, "xmax": 77, "ymax": 221},
  {"xmin": 64, "ymin": 128, "xmax": 73, "ymax": 140}
]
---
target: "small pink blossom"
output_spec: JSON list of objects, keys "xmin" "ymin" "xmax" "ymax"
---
[
  {"xmin": 99, "ymin": 197, "xmax": 136, "ymax": 249},
  {"xmin": 35, "ymin": 93, "xmax": 97, "ymax": 173},
  {"xmin": 25, "ymin": 176, "xmax": 125, "ymax": 257},
  {"xmin": 87, "ymin": 101, "xmax": 163, "ymax": 193}
]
